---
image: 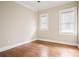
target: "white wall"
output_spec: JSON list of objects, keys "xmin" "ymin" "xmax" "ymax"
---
[{"xmin": 0, "ymin": 1, "xmax": 37, "ymax": 49}]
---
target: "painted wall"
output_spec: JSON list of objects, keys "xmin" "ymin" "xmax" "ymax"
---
[
  {"xmin": 0, "ymin": 1, "xmax": 37, "ymax": 48},
  {"xmin": 37, "ymin": 2, "xmax": 77, "ymax": 46}
]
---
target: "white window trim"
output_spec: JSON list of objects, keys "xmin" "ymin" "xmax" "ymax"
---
[{"xmin": 59, "ymin": 7, "xmax": 77, "ymax": 35}]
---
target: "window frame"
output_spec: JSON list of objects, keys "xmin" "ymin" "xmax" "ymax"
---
[
  {"xmin": 39, "ymin": 13, "xmax": 48, "ymax": 31},
  {"xmin": 59, "ymin": 7, "xmax": 77, "ymax": 35}
]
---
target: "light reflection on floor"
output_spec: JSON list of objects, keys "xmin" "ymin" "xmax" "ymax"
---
[
  {"xmin": 40, "ymin": 46, "xmax": 49, "ymax": 57},
  {"xmin": 59, "ymin": 48, "xmax": 79, "ymax": 57}
]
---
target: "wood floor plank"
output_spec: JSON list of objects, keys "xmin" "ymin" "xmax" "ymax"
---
[{"xmin": 0, "ymin": 40, "xmax": 79, "ymax": 57}]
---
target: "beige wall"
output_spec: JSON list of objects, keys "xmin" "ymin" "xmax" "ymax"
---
[
  {"xmin": 0, "ymin": 1, "xmax": 37, "ymax": 48},
  {"xmin": 37, "ymin": 2, "xmax": 77, "ymax": 45}
]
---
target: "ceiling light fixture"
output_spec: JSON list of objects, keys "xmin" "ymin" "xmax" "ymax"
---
[{"xmin": 37, "ymin": 1, "xmax": 40, "ymax": 3}]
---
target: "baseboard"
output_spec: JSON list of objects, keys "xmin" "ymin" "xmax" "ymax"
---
[
  {"xmin": 0, "ymin": 39, "xmax": 36, "ymax": 52},
  {"xmin": 37, "ymin": 36, "xmax": 77, "ymax": 46}
]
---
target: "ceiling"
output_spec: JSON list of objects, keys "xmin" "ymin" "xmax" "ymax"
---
[{"xmin": 16, "ymin": 1, "xmax": 71, "ymax": 11}]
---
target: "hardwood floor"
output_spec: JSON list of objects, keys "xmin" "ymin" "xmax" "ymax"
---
[{"xmin": 0, "ymin": 40, "xmax": 79, "ymax": 57}]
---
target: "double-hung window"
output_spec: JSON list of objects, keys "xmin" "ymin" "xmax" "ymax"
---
[
  {"xmin": 40, "ymin": 13, "xmax": 48, "ymax": 30},
  {"xmin": 59, "ymin": 7, "xmax": 77, "ymax": 35}
]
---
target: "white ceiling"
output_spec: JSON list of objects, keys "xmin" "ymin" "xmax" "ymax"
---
[{"xmin": 15, "ymin": 1, "xmax": 71, "ymax": 11}]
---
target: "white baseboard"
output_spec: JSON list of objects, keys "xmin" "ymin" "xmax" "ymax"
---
[
  {"xmin": 0, "ymin": 39, "xmax": 36, "ymax": 52},
  {"xmin": 37, "ymin": 36, "xmax": 77, "ymax": 46}
]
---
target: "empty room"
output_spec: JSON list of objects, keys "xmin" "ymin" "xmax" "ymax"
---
[{"xmin": 0, "ymin": 0, "xmax": 79, "ymax": 57}]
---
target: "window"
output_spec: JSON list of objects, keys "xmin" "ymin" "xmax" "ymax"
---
[
  {"xmin": 40, "ymin": 14, "xmax": 48, "ymax": 30},
  {"xmin": 59, "ymin": 7, "xmax": 77, "ymax": 34}
]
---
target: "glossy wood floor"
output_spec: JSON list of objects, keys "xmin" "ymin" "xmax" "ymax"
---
[{"xmin": 0, "ymin": 40, "xmax": 79, "ymax": 57}]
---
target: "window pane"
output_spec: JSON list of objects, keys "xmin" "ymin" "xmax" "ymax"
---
[
  {"xmin": 61, "ymin": 11, "xmax": 74, "ymax": 23},
  {"xmin": 60, "ymin": 24, "xmax": 74, "ymax": 32}
]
